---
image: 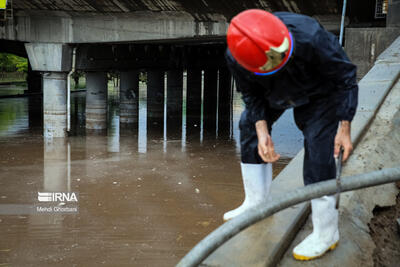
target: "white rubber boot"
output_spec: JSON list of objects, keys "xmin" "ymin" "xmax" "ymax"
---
[
  {"xmin": 223, "ymin": 163, "xmax": 272, "ymax": 221},
  {"xmin": 293, "ymin": 195, "xmax": 339, "ymax": 260}
]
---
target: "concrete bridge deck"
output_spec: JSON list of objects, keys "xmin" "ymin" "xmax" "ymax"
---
[{"xmin": 1, "ymin": 0, "xmax": 344, "ymax": 44}]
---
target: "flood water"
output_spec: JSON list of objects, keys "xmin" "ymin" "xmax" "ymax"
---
[{"xmin": 0, "ymin": 81, "xmax": 303, "ymax": 266}]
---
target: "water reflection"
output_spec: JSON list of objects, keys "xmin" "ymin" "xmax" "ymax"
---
[
  {"xmin": 0, "ymin": 81, "xmax": 303, "ymax": 156},
  {"xmin": 43, "ymin": 138, "xmax": 69, "ymax": 192}
]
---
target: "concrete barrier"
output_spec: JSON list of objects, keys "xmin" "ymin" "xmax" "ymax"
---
[{"xmin": 203, "ymin": 36, "xmax": 400, "ymax": 267}]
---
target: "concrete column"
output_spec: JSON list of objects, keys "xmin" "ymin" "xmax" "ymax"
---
[
  {"xmin": 86, "ymin": 72, "xmax": 108, "ymax": 131},
  {"xmin": 166, "ymin": 69, "xmax": 183, "ymax": 139},
  {"xmin": 203, "ymin": 68, "xmax": 218, "ymax": 137},
  {"xmin": 43, "ymin": 72, "xmax": 68, "ymax": 138},
  {"xmin": 24, "ymin": 43, "xmax": 72, "ymax": 138},
  {"xmin": 147, "ymin": 70, "xmax": 165, "ymax": 135},
  {"xmin": 388, "ymin": 0, "xmax": 400, "ymax": 27},
  {"xmin": 186, "ymin": 68, "xmax": 202, "ymax": 139},
  {"xmin": 218, "ymin": 67, "xmax": 232, "ymax": 138},
  {"xmin": 120, "ymin": 70, "xmax": 139, "ymax": 124}
]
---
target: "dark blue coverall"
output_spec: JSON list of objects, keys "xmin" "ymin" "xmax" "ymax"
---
[{"xmin": 225, "ymin": 12, "xmax": 358, "ymax": 185}]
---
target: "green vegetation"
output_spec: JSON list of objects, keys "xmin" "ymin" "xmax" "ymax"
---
[
  {"xmin": 71, "ymin": 71, "xmax": 86, "ymax": 89},
  {"xmin": 0, "ymin": 53, "xmax": 28, "ymax": 73},
  {"xmin": 0, "ymin": 53, "xmax": 28, "ymax": 83}
]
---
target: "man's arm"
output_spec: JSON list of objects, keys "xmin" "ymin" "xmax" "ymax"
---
[
  {"xmin": 255, "ymin": 120, "xmax": 280, "ymax": 163},
  {"xmin": 334, "ymin": 120, "xmax": 353, "ymax": 161}
]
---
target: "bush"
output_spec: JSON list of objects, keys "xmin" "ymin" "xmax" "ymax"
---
[{"xmin": 0, "ymin": 53, "xmax": 28, "ymax": 73}]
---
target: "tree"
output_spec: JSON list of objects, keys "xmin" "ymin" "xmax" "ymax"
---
[{"xmin": 0, "ymin": 53, "xmax": 28, "ymax": 73}]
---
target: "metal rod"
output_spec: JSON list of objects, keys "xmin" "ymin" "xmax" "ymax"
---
[
  {"xmin": 339, "ymin": 0, "xmax": 348, "ymax": 46},
  {"xmin": 177, "ymin": 167, "xmax": 400, "ymax": 267},
  {"xmin": 335, "ymin": 148, "xmax": 344, "ymax": 209},
  {"xmin": 67, "ymin": 47, "xmax": 77, "ymax": 133}
]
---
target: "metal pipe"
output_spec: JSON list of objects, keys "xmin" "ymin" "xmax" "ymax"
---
[
  {"xmin": 177, "ymin": 167, "xmax": 400, "ymax": 267},
  {"xmin": 339, "ymin": 0, "xmax": 348, "ymax": 46},
  {"xmin": 67, "ymin": 47, "xmax": 77, "ymax": 133}
]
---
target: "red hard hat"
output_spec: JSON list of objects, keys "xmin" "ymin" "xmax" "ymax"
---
[{"xmin": 227, "ymin": 9, "xmax": 293, "ymax": 75}]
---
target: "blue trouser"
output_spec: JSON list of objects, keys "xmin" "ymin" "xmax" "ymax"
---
[{"xmin": 239, "ymin": 96, "xmax": 339, "ymax": 185}]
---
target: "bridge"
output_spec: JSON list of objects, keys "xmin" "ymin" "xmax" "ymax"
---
[{"xmin": 1, "ymin": 0, "xmax": 398, "ymax": 138}]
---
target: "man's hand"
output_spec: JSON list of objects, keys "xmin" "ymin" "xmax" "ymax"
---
[
  {"xmin": 334, "ymin": 120, "xmax": 353, "ymax": 162},
  {"xmin": 255, "ymin": 120, "xmax": 280, "ymax": 163}
]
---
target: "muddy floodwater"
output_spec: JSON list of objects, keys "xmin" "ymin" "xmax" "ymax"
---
[{"xmin": 0, "ymin": 82, "xmax": 303, "ymax": 266}]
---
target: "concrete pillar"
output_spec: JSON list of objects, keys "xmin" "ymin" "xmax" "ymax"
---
[
  {"xmin": 43, "ymin": 72, "xmax": 68, "ymax": 138},
  {"xmin": 25, "ymin": 43, "xmax": 72, "ymax": 138},
  {"xmin": 166, "ymin": 69, "xmax": 183, "ymax": 139},
  {"xmin": 203, "ymin": 68, "xmax": 218, "ymax": 137},
  {"xmin": 387, "ymin": 0, "xmax": 400, "ymax": 27},
  {"xmin": 147, "ymin": 70, "xmax": 164, "ymax": 135},
  {"xmin": 218, "ymin": 67, "xmax": 232, "ymax": 138},
  {"xmin": 186, "ymin": 68, "xmax": 202, "ymax": 139},
  {"xmin": 86, "ymin": 72, "xmax": 108, "ymax": 131},
  {"xmin": 120, "ymin": 70, "xmax": 139, "ymax": 124}
]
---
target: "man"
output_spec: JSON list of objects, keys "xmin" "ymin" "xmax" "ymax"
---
[{"xmin": 224, "ymin": 9, "xmax": 358, "ymax": 260}]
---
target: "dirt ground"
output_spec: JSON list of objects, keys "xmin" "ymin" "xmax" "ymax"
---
[{"xmin": 370, "ymin": 192, "xmax": 400, "ymax": 267}]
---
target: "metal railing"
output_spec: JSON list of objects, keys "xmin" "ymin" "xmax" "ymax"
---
[{"xmin": 177, "ymin": 167, "xmax": 400, "ymax": 267}]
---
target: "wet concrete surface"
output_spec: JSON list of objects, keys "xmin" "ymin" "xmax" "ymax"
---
[{"xmin": 0, "ymin": 83, "xmax": 303, "ymax": 266}]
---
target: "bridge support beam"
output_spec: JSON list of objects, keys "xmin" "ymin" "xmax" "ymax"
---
[
  {"xmin": 43, "ymin": 72, "xmax": 68, "ymax": 138},
  {"xmin": 86, "ymin": 72, "xmax": 108, "ymax": 131},
  {"xmin": 120, "ymin": 70, "xmax": 139, "ymax": 125},
  {"xmin": 218, "ymin": 68, "xmax": 232, "ymax": 138},
  {"xmin": 166, "ymin": 70, "xmax": 183, "ymax": 139},
  {"xmin": 186, "ymin": 68, "xmax": 202, "ymax": 139},
  {"xmin": 147, "ymin": 70, "xmax": 165, "ymax": 135},
  {"xmin": 203, "ymin": 68, "xmax": 218, "ymax": 137}
]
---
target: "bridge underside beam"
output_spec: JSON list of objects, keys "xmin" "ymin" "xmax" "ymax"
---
[
  {"xmin": 75, "ymin": 43, "xmax": 226, "ymax": 71},
  {"xmin": 1, "ymin": 10, "xmax": 228, "ymax": 43}
]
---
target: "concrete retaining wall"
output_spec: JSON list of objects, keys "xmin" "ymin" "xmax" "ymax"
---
[{"xmin": 345, "ymin": 28, "xmax": 400, "ymax": 80}]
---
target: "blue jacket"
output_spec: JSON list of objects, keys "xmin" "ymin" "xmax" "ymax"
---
[{"xmin": 226, "ymin": 12, "xmax": 358, "ymax": 124}]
